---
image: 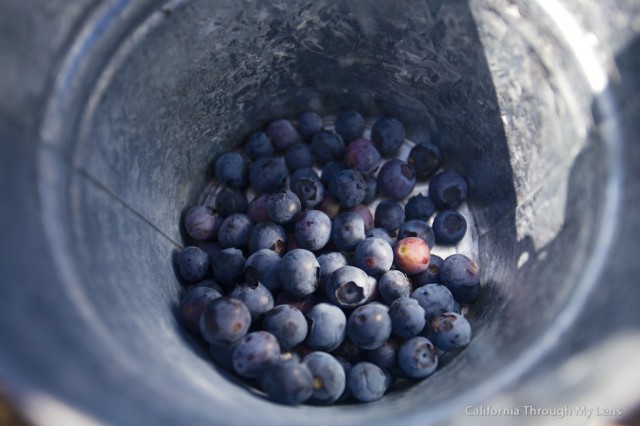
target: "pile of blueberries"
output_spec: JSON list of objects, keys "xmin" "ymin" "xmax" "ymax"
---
[{"xmin": 175, "ymin": 110, "xmax": 481, "ymax": 405}]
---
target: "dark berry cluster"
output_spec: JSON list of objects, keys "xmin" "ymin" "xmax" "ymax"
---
[{"xmin": 175, "ymin": 110, "xmax": 481, "ymax": 405}]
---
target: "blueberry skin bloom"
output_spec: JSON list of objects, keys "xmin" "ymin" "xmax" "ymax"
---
[
  {"xmin": 305, "ymin": 303, "xmax": 347, "ymax": 352},
  {"xmin": 430, "ymin": 312, "xmax": 472, "ymax": 351},
  {"xmin": 344, "ymin": 138, "xmax": 382, "ymax": 175},
  {"xmin": 371, "ymin": 116, "xmax": 406, "ymax": 156},
  {"xmin": 347, "ymin": 362, "xmax": 387, "ymax": 402},
  {"xmin": 249, "ymin": 156, "xmax": 288, "ymax": 194},
  {"xmin": 261, "ymin": 359, "xmax": 313, "ymax": 405},
  {"xmin": 294, "ymin": 210, "xmax": 332, "ymax": 251},
  {"xmin": 278, "ymin": 249, "xmax": 320, "ymax": 298},
  {"xmin": 248, "ymin": 221, "xmax": 286, "ymax": 255},
  {"xmin": 303, "ymin": 352, "xmax": 346, "ymax": 404},
  {"xmin": 183, "ymin": 206, "xmax": 221, "ymax": 242},
  {"xmin": 335, "ymin": 110, "xmax": 365, "ymax": 142},
  {"xmin": 230, "ymin": 282, "xmax": 274, "ymax": 322},
  {"xmin": 331, "ymin": 212, "xmax": 366, "ymax": 252},
  {"xmin": 433, "ymin": 210, "xmax": 467, "ymax": 245},
  {"xmin": 180, "ymin": 285, "xmax": 223, "ymax": 332},
  {"xmin": 177, "ymin": 246, "xmax": 210, "ymax": 283},
  {"xmin": 411, "ymin": 283, "xmax": 455, "ymax": 322},
  {"xmin": 291, "ymin": 173, "xmax": 325, "ymax": 209},
  {"xmin": 428, "ymin": 170, "xmax": 468, "ymax": 210},
  {"xmin": 397, "ymin": 336, "xmax": 438, "ymax": 379},
  {"xmin": 347, "ymin": 303, "xmax": 392, "ymax": 350},
  {"xmin": 244, "ymin": 248, "xmax": 281, "ymax": 292},
  {"xmin": 263, "ymin": 305, "xmax": 308, "ymax": 350},
  {"xmin": 267, "ymin": 190, "xmax": 302, "ymax": 224},
  {"xmin": 317, "ymin": 252, "xmax": 348, "ymax": 285},
  {"xmin": 439, "ymin": 254, "xmax": 481, "ymax": 304},
  {"xmin": 199, "ymin": 297, "xmax": 251, "ymax": 347},
  {"xmin": 329, "ymin": 169, "xmax": 367, "ymax": 208},
  {"xmin": 232, "ymin": 331, "xmax": 281, "ymax": 378},
  {"xmin": 378, "ymin": 270, "xmax": 412, "ymax": 305},
  {"xmin": 326, "ymin": 265, "xmax": 376, "ymax": 309},
  {"xmin": 353, "ymin": 237, "xmax": 394, "ymax": 277},
  {"xmin": 388, "ymin": 297, "xmax": 426, "ymax": 339},
  {"xmin": 214, "ymin": 152, "xmax": 248, "ymax": 188},
  {"xmin": 377, "ymin": 159, "xmax": 417, "ymax": 200},
  {"xmin": 217, "ymin": 213, "xmax": 254, "ymax": 249},
  {"xmin": 267, "ymin": 118, "xmax": 300, "ymax": 151}
]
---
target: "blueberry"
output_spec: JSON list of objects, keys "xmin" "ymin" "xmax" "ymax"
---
[
  {"xmin": 215, "ymin": 187, "xmax": 248, "ymax": 217},
  {"xmin": 217, "ymin": 213, "xmax": 254, "ymax": 248},
  {"xmin": 353, "ymin": 237, "xmax": 394, "ymax": 277},
  {"xmin": 366, "ymin": 338, "xmax": 398, "ymax": 370},
  {"xmin": 230, "ymin": 282, "xmax": 274, "ymax": 322},
  {"xmin": 398, "ymin": 220, "xmax": 435, "ymax": 249},
  {"xmin": 247, "ymin": 193, "xmax": 270, "ymax": 223},
  {"xmin": 371, "ymin": 116, "xmax": 405, "ymax": 156},
  {"xmin": 290, "ymin": 167, "xmax": 320, "ymax": 188},
  {"xmin": 347, "ymin": 303, "xmax": 392, "ymax": 350},
  {"xmin": 326, "ymin": 265, "xmax": 375, "ymax": 309},
  {"xmin": 347, "ymin": 362, "xmax": 387, "ymax": 402},
  {"xmin": 306, "ymin": 303, "xmax": 347, "ymax": 352},
  {"xmin": 199, "ymin": 297, "xmax": 251, "ymax": 346},
  {"xmin": 291, "ymin": 172, "xmax": 325, "ymax": 208},
  {"xmin": 183, "ymin": 206, "xmax": 221, "ymax": 242},
  {"xmin": 428, "ymin": 170, "xmax": 468, "ymax": 210},
  {"xmin": 279, "ymin": 249, "xmax": 320, "ymax": 298},
  {"xmin": 212, "ymin": 247, "xmax": 246, "ymax": 290},
  {"xmin": 267, "ymin": 119, "xmax": 300, "ymax": 151},
  {"xmin": 397, "ymin": 336, "xmax": 438, "ymax": 379},
  {"xmin": 439, "ymin": 254, "xmax": 481, "ymax": 304},
  {"xmin": 177, "ymin": 246, "xmax": 210, "ymax": 282},
  {"xmin": 404, "ymin": 194, "xmax": 435, "ymax": 221},
  {"xmin": 195, "ymin": 278, "xmax": 224, "ymax": 294},
  {"xmin": 214, "ymin": 152, "xmax": 248, "ymax": 188},
  {"xmin": 297, "ymin": 111, "xmax": 323, "ymax": 140},
  {"xmin": 335, "ymin": 110, "xmax": 365, "ymax": 142},
  {"xmin": 310, "ymin": 131, "xmax": 346, "ymax": 164},
  {"xmin": 407, "ymin": 142, "xmax": 441, "ymax": 180},
  {"xmin": 303, "ymin": 352, "xmax": 346, "ymax": 404},
  {"xmin": 433, "ymin": 210, "xmax": 467, "ymax": 245},
  {"xmin": 365, "ymin": 227, "xmax": 396, "ymax": 247},
  {"xmin": 295, "ymin": 210, "xmax": 332, "ymax": 251},
  {"xmin": 232, "ymin": 331, "xmax": 281, "ymax": 378},
  {"xmin": 331, "ymin": 212, "xmax": 366, "ymax": 251},
  {"xmin": 329, "ymin": 169, "xmax": 367, "ymax": 208},
  {"xmin": 374, "ymin": 201, "xmax": 405, "ymax": 234},
  {"xmin": 202, "ymin": 242, "xmax": 222, "ymax": 265},
  {"xmin": 362, "ymin": 175, "xmax": 378, "ymax": 205},
  {"xmin": 411, "ymin": 283, "xmax": 455, "ymax": 322},
  {"xmin": 344, "ymin": 138, "xmax": 382, "ymax": 175},
  {"xmin": 317, "ymin": 252, "xmax": 348, "ymax": 285},
  {"xmin": 411, "ymin": 254, "xmax": 443, "ymax": 287},
  {"xmin": 320, "ymin": 161, "xmax": 348, "ymax": 187},
  {"xmin": 331, "ymin": 338, "xmax": 365, "ymax": 365},
  {"xmin": 394, "ymin": 237, "xmax": 430, "ymax": 275},
  {"xmin": 261, "ymin": 358, "xmax": 313, "ymax": 405},
  {"xmin": 267, "ymin": 190, "xmax": 302, "ymax": 224},
  {"xmin": 263, "ymin": 305, "xmax": 308, "ymax": 350},
  {"xmin": 180, "ymin": 285, "xmax": 223, "ymax": 332},
  {"xmin": 378, "ymin": 270, "xmax": 412, "ymax": 305},
  {"xmin": 388, "ymin": 297, "xmax": 426, "ymax": 339},
  {"xmin": 285, "ymin": 143, "xmax": 314, "ymax": 171},
  {"xmin": 430, "ymin": 312, "xmax": 472, "ymax": 351},
  {"xmin": 244, "ymin": 249, "xmax": 281, "ymax": 291},
  {"xmin": 248, "ymin": 221, "xmax": 287, "ymax": 255},
  {"xmin": 245, "ymin": 131, "xmax": 275, "ymax": 160},
  {"xmin": 377, "ymin": 159, "xmax": 416, "ymax": 200},
  {"xmin": 249, "ymin": 157, "xmax": 288, "ymax": 194},
  {"xmin": 318, "ymin": 194, "xmax": 341, "ymax": 220}
]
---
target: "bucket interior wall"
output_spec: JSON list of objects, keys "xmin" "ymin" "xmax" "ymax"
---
[{"xmin": 1, "ymin": 0, "xmax": 631, "ymax": 425}]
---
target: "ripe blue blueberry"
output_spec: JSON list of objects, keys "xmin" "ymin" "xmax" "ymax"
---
[
  {"xmin": 295, "ymin": 210, "xmax": 332, "ymax": 251},
  {"xmin": 433, "ymin": 210, "xmax": 467, "ymax": 245},
  {"xmin": 428, "ymin": 170, "xmax": 468, "ymax": 210},
  {"xmin": 320, "ymin": 161, "xmax": 348, "ymax": 188},
  {"xmin": 291, "ymin": 171, "xmax": 324, "ymax": 208},
  {"xmin": 331, "ymin": 212, "xmax": 366, "ymax": 251},
  {"xmin": 317, "ymin": 252, "xmax": 348, "ymax": 285},
  {"xmin": 285, "ymin": 143, "xmax": 314, "ymax": 171},
  {"xmin": 261, "ymin": 358, "xmax": 313, "ymax": 405},
  {"xmin": 365, "ymin": 338, "xmax": 399, "ymax": 370},
  {"xmin": 326, "ymin": 265, "xmax": 375, "ymax": 309},
  {"xmin": 378, "ymin": 270, "xmax": 412, "ymax": 305},
  {"xmin": 244, "ymin": 249, "xmax": 281, "ymax": 292},
  {"xmin": 407, "ymin": 142, "xmax": 441, "ymax": 180},
  {"xmin": 263, "ymin": 305, "xmax": 308, "ymax": 350},
  {"xmin": 183, "ymin": 206, "xmax": 221, "ymax": 242},
  {"xmin": 371, "ymin": 116, "xmax": 405, "ymax": 156},
  {"xmin": 279, "ymin": 249, "xmax": 320, "ymax": 298},
  {"xmin": 377, "ymin": 159, "xmax": 416, "ymax": 200},
  {"xmin": 353, "ymin": 237, "xmax": 394, "ymax": 277},
  {"xmin": 303, "ymin": 352, "xmax": 346, "ymax": 404},
  {"xmin": 245, "ymin": 131, "xmax": 275, "ymax": 160},
  {"xmin": 388, "ymin": 297, "xmax": 426, "ymax": 339},
  {"xmin": 398, "ymin": 219, "xmax": 436, "ymax": 249},
  {"xmin": 347, "ymin": 362, "xmax": 387, "ymax": 402},
  {"xmin": 249, "ymin": 157, "xmax": 288, "ymax": 194},
  {"xmin": 344, "ymin": 138, "xmax": 382, "ymax": 175},
  {"xmin": 329, "ymin": 169, "xmax": 367, "ymax": 208},
  {"xmin": 374, "ymin": 201, "xmax": 405, "ymax": 234},
  {"xmin": 310, "ymin": 131, "xmax": 345, "ymax": 164},
  {"xmin": 362, "ymin": 175, "xmax": 378, "ymax": 205},
  {"xmin": 247, "ymin": 193, "xmax": 270, "ymax": 223},
  {"xmin": 397, "ymin": 336, "xmax": 438, "ymax": 379},
  {"xmin": 267, "ymin": 190, "xmax": 302, "ymax": 224},
  {"xmin": 214, "ymin": 187, "xmax": 248, "ymax": 217},
  {"xmin": 335, "ymin": 110, "xmax": 365, "ymax": 142},
  {"xmin": 347, "ymin": 303, "xmax": 392, "ymax": 350},
  {"xmin": 411, "ymin": 254, "xmax": 443, "ymax": 287},
  {"xmin": 404, "ymin": 194, "xmax": 435, "ymax": 221},
  {"xmin": 365, "ymin": 227, "xmax": 395, "ymax": 247},
  {"xmin": 199, "ymin": 297, "xmax": 251, "ymax": 346},
  {"xmin": 297, "ymin": 111, "xmax": 323, "ymax": 140},
  {"xmin": 232, "ymin": 331, "xmax": 281, "ymax": 378},
  {"xmin": 411, "ymin": 283, "xmax": 455, "ymax": 322},
  {"xmin": 217, "ymin": 213, "xmax": 254, "ymax": 248},
  {"xmin": 177, "ymin": 246, "xmax": 210, "ymax": 282},
  {"xmin": 248, "ymin": 221, "xmax": 286, "ymax": 255},
  {"xmin": 180, "ymin": 285, "xmax": 223, "ymax": 332},
  {"xmin": 267, "ymin": 119, "xmax": 300, "ymax": 151},
  {"xmin": 214, "ymin": 152, "xmax": 248, "ymax": 188},
  {"xmin": 230, "ymin": 282, "xmax": 274, "ymax": 322},
  {"xmin": 305, "ymin": 303, "xmax": 347, "ymax": 352},
  {"xmin": 212, "ymin": 248, "xmax": 246, "ymax": 290},
  {"xmin": 430, "ymin": 312, "xmax": 472, "ymax": 351},
  {"xmin": 439, "ymin": 254, "xmax": 481, "ymax": 304},
  {"xmin": 349, "ymin": 204, "xmax": 374, "ymax": 230}
]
